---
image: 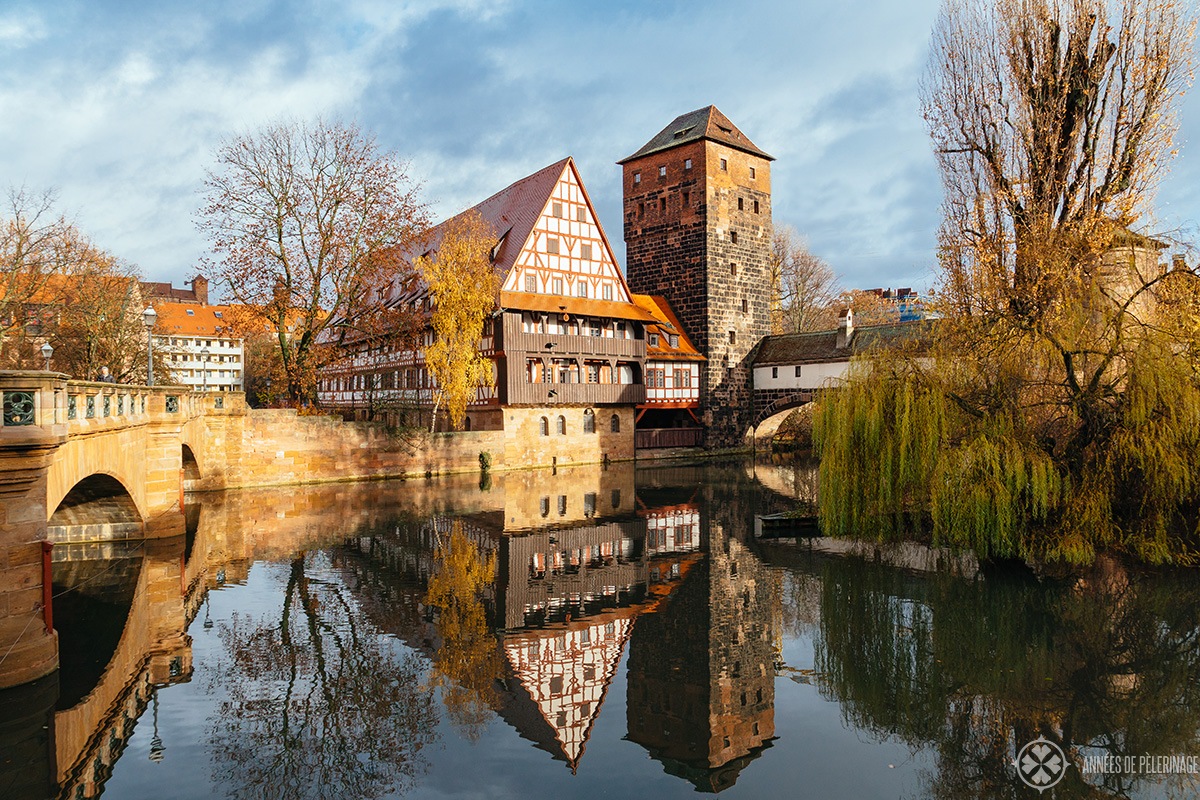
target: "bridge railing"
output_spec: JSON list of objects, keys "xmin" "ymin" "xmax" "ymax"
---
[{"xmin": 0, "ymin": 372, "xmax": 213, "ymax": 433}]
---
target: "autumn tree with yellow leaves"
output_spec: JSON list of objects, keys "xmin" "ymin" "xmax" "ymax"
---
[{"xmin": 418, "ymin": 210, "xmax": 499, "ymax": 431}]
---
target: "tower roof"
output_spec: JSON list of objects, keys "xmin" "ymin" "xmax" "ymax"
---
[{"xmin": 618, "ymin": 106, "xmax": 774, "ymax": 164}]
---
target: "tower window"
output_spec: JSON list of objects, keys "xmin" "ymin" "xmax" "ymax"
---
[
  {"xmin": 658, "ymin": 165, "xmax": 667, "ymax": 178},
  {"xmin": 729, "ymin": 330, "xmax": 736, "ymax": 344},
  {"xmin": 634, "ymin": 172, "xmax": 641, "ymax": 184},
  {"xmin": 742, "ymin": 298, "xmax": 748, "ymax": 313},
  {"xmin": 546, "ymin": 237, "xmax": 559, "ymax": 254},
  {"xmin": 659, "ymin": 197, "xmax": 666, "ymax": 212},
  {"xmin": 552, "ymin": 202, "xmax": 563, "ymax": 218},
  {"xmin": 754, "ymin": 200, "xmax": 760, "ymax": 214},
  {"xmin": 738, "ymin": 197, "xmax": 744, "ymax": 211},
  {"xmin": 730, "ymin": 263, "xmax": 737, "ymax": 276},
  {"xmin": 720, "ymin": 158, "xmax": 728, "ymax": 171},
  {"xmin": 731, "ymin": 231, "xmax": 739, "ymax": 244},
  {"xmin": 682, "ymin": 190, "xmax": 690, "ymax": 206},
  {"xmin": 684, "ymin": 158, "xmax": 692, "ymax": 170},
  {"xmin": 638, "ymin": 201, "xmax": 645, "ymax": 218},
  {"xmin": 750, "ymin": 166, "xmax": 757, "ymax": 179}
]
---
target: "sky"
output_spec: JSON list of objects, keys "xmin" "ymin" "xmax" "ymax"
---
[{"xmin": 2, "ymin": 0, "xmax": 1198, "ymax": 298}]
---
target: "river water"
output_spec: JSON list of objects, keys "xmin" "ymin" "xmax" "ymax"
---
[{"xmin": 5, "ymin": 458, "xmax": 1200, "ymax": 799}]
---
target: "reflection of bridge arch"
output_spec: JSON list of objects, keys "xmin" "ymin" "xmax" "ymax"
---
[
  {"xmin": 749, "ymin": 391, "xmax": 814, "ymax": 441},
  {"xmin": 48, "ymin": 474, "xmax": 144, "ymax": 542}
]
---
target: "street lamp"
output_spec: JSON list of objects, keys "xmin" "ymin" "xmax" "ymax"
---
[
  {"xmin": 40, "ymin": 341, "xmax": 53, "ymax": 371},
  {"xmin": 200, "ymin": 346, "xmax": 210, "ymax": 392},
  {"xmin": 142, "ymin": 306, "xmax": 157, "ymax": 386}
]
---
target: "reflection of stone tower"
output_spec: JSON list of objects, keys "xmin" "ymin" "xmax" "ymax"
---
[
  {"xmin": 621, "ymin": 106, "xmax": 774, "ymax": 447},
  {"xmin": 626, "ymin": 527, "xmax": 778, "ymax": 792}
]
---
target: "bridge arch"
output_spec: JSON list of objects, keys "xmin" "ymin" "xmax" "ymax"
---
[
  {"xmin": 749, "ymin": 391, "xmax": 815, "ymax": 442},
  {"xmin": 182, "ymin": 443, "xmax": 201, "ymax": 490},
  {"xmin": 48, "ymin": 474, "xmax": 144, "ymax": 542}
]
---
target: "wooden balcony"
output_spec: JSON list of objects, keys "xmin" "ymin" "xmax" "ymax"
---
[
  {"xmin": 635, "ymin": 427, "xmax": 703, "ymax": 449},
  {"xmin": 502, "ymin": 330, "xmax": 645, "ymax": 359},
  {"xmin": 506, "ymin": 381, "xmax": 645, "ymax": 406}
]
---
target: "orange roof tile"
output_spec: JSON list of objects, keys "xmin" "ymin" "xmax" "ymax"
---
[
  {"xmin": 630, "ymin": 294, "xmax": 705, "ymax": 360},
  {"xmin": 151, "ymin": 303, "xmax": 242, "ymax": 337}
]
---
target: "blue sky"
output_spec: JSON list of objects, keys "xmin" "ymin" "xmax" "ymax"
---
[{"xmin": 2, "ymin": 0, "xmax": 1197, "ymax": 296}]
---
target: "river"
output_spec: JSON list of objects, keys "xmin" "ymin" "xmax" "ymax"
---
[{"xmin": 3, "ymin": 458, "xmax": 1199, "ymax": 799}]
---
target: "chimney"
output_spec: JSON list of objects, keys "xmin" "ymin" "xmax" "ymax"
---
[
  {"xmin": 836, "ymin": 308, "xmax": 854, "ymax": 350},
  {"xmin": 1173, "ymin": 254, "xmax": 1187, "ymax": 272},
  {"xmin": 192, "ymin": 275, "xmax": 209, "ymax": 305}
]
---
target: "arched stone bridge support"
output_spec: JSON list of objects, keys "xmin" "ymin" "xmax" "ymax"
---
[{"xmin": 748, "ymin": 389, "xmax": 815, "ymax": 443}]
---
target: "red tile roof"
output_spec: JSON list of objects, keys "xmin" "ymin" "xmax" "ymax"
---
[
  {"xmin": 619, "ymin": 105, "xmax": 774, "ymax": 164},
  {"xmin": 631, "ymin": 294, "xmax": 705, "ymax": 360}
]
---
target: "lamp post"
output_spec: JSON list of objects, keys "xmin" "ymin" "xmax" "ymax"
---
[
  {"xmin": 40, "ymin": 341, "xmax": 53, "ymax": 371},
  {"xmin": 142, "ymin": 306, "xmax": 157, "ymax": 386},
  {"xmin": 200, "ymin": 346, "xmax": 210, "ymax": 392}
]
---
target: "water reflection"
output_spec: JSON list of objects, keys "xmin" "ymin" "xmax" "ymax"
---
[{"xmin": 8, "ymin": 459, "xmax": 1200, "ymax": 798}]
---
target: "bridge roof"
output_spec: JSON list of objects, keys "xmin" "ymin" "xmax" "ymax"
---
[{"xmin": 753, "ymin": 320, "xmax": 932, "ymax": 366}]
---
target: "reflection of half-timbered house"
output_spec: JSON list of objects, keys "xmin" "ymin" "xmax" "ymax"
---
[{"xmin": 316, "ymin": 158, "xmax": 660, "ymax": 466}]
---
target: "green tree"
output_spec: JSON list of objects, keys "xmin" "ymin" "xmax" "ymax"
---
[
  {"xmin": 816, "ymin": 0, "xmax": 1200, "ymax": 564},
  {"xmin": 418, "ymin": 210, "xmax": 499, "ymax": 431},
  {"xmin": 198, "ymin": 118, "xmax": 427, "ymax": 404}
]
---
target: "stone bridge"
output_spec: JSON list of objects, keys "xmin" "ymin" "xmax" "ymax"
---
[{"xmin": 0, "ymin": 371, "xmax": 240, "ymax": 690}]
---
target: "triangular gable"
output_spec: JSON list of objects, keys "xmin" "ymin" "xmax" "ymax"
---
[
  {"xmin": 501, "ymin": 159, "xmax": 637, "ymax": 307},
  {"xmin": 502, "ymin": 615, "xmax": 634, "ymax": 771}
]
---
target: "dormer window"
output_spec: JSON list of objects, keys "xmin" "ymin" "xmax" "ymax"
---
[
  {"xmin": 649, "ymin": 333, "xmax": 660, "ymax": 347},
  {"xmin": 669, "ymin": 334, "xmax": 679, "ymax": 348},
  {"xmin": 186, "ymin": 309, "xmax": 194, "ymax": 315}
]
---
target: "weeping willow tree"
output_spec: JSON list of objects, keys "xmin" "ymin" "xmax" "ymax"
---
[{"xmin": 816, "ymin": 0, "xmax": 1200, "ymax": 565}]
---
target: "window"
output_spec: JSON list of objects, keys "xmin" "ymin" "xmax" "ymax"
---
[
  {"xmin": 587, "ymin": 364, "xmax": 599, "ymax": 383},
  {"xmin": 557, "ymin": 415, "xmax": 566, "ymax": 435},
  {"xmin": 553, "ymin": 277, "xmax": 563, "ymax": 294},
  {"xmin": 731, "ymin": 231, "xmax": 738, "ymax": 244},
  {"xmin": 659, "ymin": 197, "xmax": 666, "ymax": 212},
  {"xmin": 649, "ymin": 333, "xmax": 659, "ymax": 347},
  {"xmin": 738, "ymin": 197, "xmax": 744, "ymax": 211},
  {"xmin": 610, "ymin": 414, "xmax": 620, "ymax": 433},
  {"xmin": 552, "ymin": 202, "xmax": 563, "ymax": 218},
  {"xmin": 684, "ymin": 158, "xmax": 692, "ymax": 170},
  {"xmin": 541, "ymin": 497, "xmax": 550, "ymax": 517},
  {"xmin": 584, "ymin": 408, "xmax": 595, "ymax": 433},
  {"xmin": 753, "ymin": 199, "xmax": 760, "ymax": 214},
  {"xmin": 603, "ymin": 284, "xmax": 613, "ymax": 300},
  {"xmin": 742, "ymin": 298, "xmax": 748, "ymax": 313},
  {"xmin": 795, "ymin": 365, "xmax": 802, "ymax": 377},
  {"xmin": 581, "ymin": 243, "xmax": 592, "ymax": 260},
  {"xmin": 576, "ymin": 282, "xmax": 588, "ymax": 298},
  {"xmin": 546, "ymin": 237, "xmax": 559, "ymax": 254},
  {"xmin": 525, "ymin": 274, "xmax": 537, "ymax": 292},
  {"xmin": 589, "ymin": 320, "xmax": 601, "ymax": 336},
  {"xmin": 213, "ymin": 311, "xmax": 223, "ymax": 318},
  {"xmin": 540, "ymin": 417, "xmax": 549, "ymax": 436},
  {"xmin": 750, "ymin": 166, "xmax": 756, "ymax": 179},
  {"xmin": 637, "ymin": 201, "xmax": 645, "ymax": 218},
  {"xmin": 616, "ymin": 322, "xmax": 626, "ymax": 338},
  {"xmin": 772, "ymin": 367, "xmax": 778, "ymax": 378},
  {"xmin": 669, "ymin": 334, "xmax": 679, "ymax": 348},
  {"xmin": 658, "ymin": 165, "xmax": 666, "ymax": 178},
  {"xmin": 730, "ymin": 263, "xmax": 737, "ymax": 276},
  {"xmin": 720, "ymin": 157, "xmax": 728, "ymax": 171},
  {"xmin": 576, "ymin": 206, "xmax": 587, "ymax": 222},
  {"xmin": 634, "ymin": 172, "xmax": 641, "ymax": 184},
  {"xmin": 675, "ymin": 369, "xmax": 691, "ymax": 388},
  {"xmin": 682, "ymin": 190, "xmax": 690, "ymax": 206},
  {"xmin": 584, "ymin": 492, "xmax": 597, "ymax": 517},
  {"xmin": 186, "ymin": 309, "xmax": 194, "ymax": 316},
  {"xmin": 558, "ymin": 495, "xmax": 567, "ymax": 515}
]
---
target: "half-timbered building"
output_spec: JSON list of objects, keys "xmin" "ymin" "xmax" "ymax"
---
[{"xmin": 316, "ymin": 157, "xmax": 659, "ymax": 464}]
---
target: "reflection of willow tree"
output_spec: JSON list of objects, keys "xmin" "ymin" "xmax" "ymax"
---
[
  {"xmin": 813, "ymin": 558, "xmax": 1200, "ymax": 798},
  {"xmin": 210, "ymin": 553, "xmax": 438, "ymax": 800},
  {"xmin": 424, "ymin": 522, "xmax": 504, "ymax": 740}
]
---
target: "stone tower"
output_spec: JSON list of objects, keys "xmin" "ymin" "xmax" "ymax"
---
[{"xmin": 620, "ymin": 106, "xmax": 773, "ymax": 447}]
